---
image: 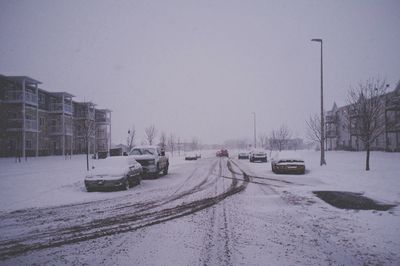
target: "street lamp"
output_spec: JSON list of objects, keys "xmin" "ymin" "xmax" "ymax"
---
[
  {"xmin": 252, "ymin": 112, "xmax": 256, "ymax": 149},
  {"xmin": 311, "ymin": 38, "xmax": 326, "ymax": 165}
]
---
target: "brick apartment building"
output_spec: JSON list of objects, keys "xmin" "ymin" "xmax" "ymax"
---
[
  {"xmin": 0, "ymin": 75, "xmax": 111, "ymax": 158},
  {"xmin": 325, "ymin": 82, "xmax": 400, "ymax": 152}
]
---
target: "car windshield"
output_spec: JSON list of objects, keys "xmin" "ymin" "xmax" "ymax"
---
[{"xmin": 129, "ymin": 148, "xmax": 155, "ymax": 155}]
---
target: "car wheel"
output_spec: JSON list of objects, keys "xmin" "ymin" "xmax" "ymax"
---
[
  {"xmin": 131, "ymin": 176, "xmax": 138, "ymax": 186},
  {"xmin": 122, "ymin": 178, "xmax": 129, "ymax": 190},
  {"xmin": 163, "ymin": 165, "xmax": 169, "ymax": 175}
]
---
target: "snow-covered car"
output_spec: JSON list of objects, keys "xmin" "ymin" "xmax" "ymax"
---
[
  {"xmin": 129, "ymin": 145, "xmax": 169, "ymax": 177},
  {"xmin": 271, "ymin": 158, "xmax": 305, "ymax": 174},
  {"xmin": 249, "ymin": 149, "xmax": 267, "ymax": 162},
  {"xmin": 238, "ymin": 152, "xmax": 249, "ymax": 159},
  {"xmin": 185, "ymin": 153, "xmax": 198, "ymax": 160},
  {"xmin": 85, "ymin": 156, "xmax": 143, "ymax": 192}
]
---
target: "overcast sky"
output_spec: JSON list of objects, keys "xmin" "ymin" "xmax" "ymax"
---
[{"xmin": 1, "ymin": 0, "xmax": 399, "ymax": 145}]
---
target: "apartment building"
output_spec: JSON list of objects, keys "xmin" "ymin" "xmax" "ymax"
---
[
  {"xmin": 0, "ymin": 74, "xmax": 111, "ymax": 158},
  {"xmin": 325, "ymin": 83, "xmax": 400, "ymax": 152}
]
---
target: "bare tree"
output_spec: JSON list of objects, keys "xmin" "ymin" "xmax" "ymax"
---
[
  {"xmin": 82, "ymin": 109, "xmax": 95, "ymax": 171},
  {"xmin": 347, "ymin": 78, "xmax": 388, "ymax": 171},
  {"xmin": 127, "ymin": 124, "xmax": 136, "ymax": 151},
  {"xmin": 177, "ymin": 137, "xmax": 181, "ymax": 156},
  {"xmin": 190, "ymin": 137, "xmax": 199, "ymax": 151},
  {"xmin": 145, "ymin": 125, "xmax": 157, "ymax": 145},
  {"xmin": 168, "ymin": 134, "xmax": 175, "ymax": 156},
  {"xmin": 268, "ymin": 131, "xmax": 278, "ymax": 157},
  {"xmin": 273, "ymin": 125, "xmax": 291, "ymax": 151},
  {"xmin": 306, "ymin": 113, "xmax": 322, "ymax": 146},
  {"xmin": 159, "ymin": 131, "xmax": 167, "ymax": 150},
  {"xmin": 258, "ymin": 133, "xmax": 268, "ymax": 149}
]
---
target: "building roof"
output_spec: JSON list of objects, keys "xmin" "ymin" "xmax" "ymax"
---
[
  {"xmin": 5, "ymin": 76, "xmax": 42, "ymax": 85},
  {"xmin": 331, "ymin": 102, "xmax": 338, "ymax": 111},
  {"xmin": 73, "ymin": 101, "xmax": 97, "ymax": 106},
  {"xmin": 395, "ymin": 80, "xmax": 400, "ymax": 93},
  {"xmin": 50, "ymin": 92, "xmax": 75, "ymax": 98},
  {"xmin": 96, "ymin": 108, "xmax": 112, "ymax": 112}
]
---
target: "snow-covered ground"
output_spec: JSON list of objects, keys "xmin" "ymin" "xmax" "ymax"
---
[
  {"xmin": 0, "ymin": 150, "xmax": 399, "ymax": 265},
  {"xmin": 0, "ymin": 152, "xmax": 206, "ymax": 212}
]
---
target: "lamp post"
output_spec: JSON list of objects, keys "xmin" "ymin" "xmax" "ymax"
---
[
  {"xmin": 311, "ymin": 38, "xmax": 326, "ymax": 165},
  {"xmin": 252, "ymin": 112, "xmax": 256, "ymax": 149}
]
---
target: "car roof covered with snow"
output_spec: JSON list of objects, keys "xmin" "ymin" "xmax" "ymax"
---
[{"xmin": 86, "ymin": 156, "xmax": 138, "ymax": 178}]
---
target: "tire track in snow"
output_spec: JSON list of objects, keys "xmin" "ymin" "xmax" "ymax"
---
[{"xmin": 0, "ymin": 158, "xmax": 249, "ymax": 260}]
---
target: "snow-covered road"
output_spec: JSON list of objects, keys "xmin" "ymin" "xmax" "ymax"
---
[{"xmin": 0, "ymin": 152, "xmax": 399, "ymax": 265}]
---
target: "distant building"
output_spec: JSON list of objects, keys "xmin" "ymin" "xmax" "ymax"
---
[
  {"xmin": 325, "ymin": 82, "xmax": 400, "ymax": 152},
  {"xmin": 0, "ymin": 74, "xmax": 111, "ymax": 157}
]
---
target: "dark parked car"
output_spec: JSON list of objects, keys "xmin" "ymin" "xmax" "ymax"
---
[
  {"xmin": 85, "ymin": 156, "xmax": 143, "ymax": 192},
  {"xmin": 185, "ymin": 153, "xmax": 198, "ymax": 160},
  {"xmin": 271, "ymin": 158, "xmax": 305, "ymax": 174},
  {"xmin": 238, "ymin": 152, "xmax": 249, "ymax": 159}
]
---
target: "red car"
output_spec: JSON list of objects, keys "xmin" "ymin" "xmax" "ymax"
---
[{"xmin": 217, "ymin": 149, "xmax": 229, "ymax": 157}]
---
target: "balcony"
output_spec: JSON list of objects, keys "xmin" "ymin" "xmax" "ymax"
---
[
  {"xmin": 349, "ymin": 109, "xmax": 359, "ymax": 117},
  {"xmin": 3, "ymin": 90, "xmax": 38, "ymax": 106},
  {"xmin": 49, "ymin": 103, "xmax": 73, "ymax": 114},
  {"xmin": 49, "ymin": 126, "xmax": 73, "ymax": 135},
  {"xmin": 96, "ymin": 132, "xmax": 109, "ymax": 139},
  {"xmin": 26, "ymin": 119, "xmax": 38, "ymax": 131},
  {"xmin": 326, "ymin": 130, "xmax": 338, "ymax": 138},
  {"xmin": 386, "ymin": 96, "xmax": 400, "ymax": 111},
  {"xmin": 6, "ymin": 119, "xmax": 38, "ymax": 132},
  {"xmin": 95, "ymin": 116, "xmax": 111, "ymax": 124},
  {"xmin": 325, "ymin": 115, "xmax": 337, "ymax": 123},
  {"xmin": 6, "ymin": 119, "xmax": 22, "ymax": 131},
  {"xmin": 350, "ymin": 127, "xmax": 362, "ymax": 136},
  {"xmin": 74, "ymin": 111, "xmax": 95, "ymax": 120},
  {"xmin": 386, "ymin": 120, "xmax": 400, "ymax": 132}
]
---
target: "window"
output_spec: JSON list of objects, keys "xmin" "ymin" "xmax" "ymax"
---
[
  {"xmin": 8, "ymin": 112, "xmax": 17, "ymax": 119},
  {"xmin": 26, "ymin": 140, "xmax": 32, "ymax": 149},
  {"xmin": 39, "ymin": 93, "xmax": 46, "ymax": 105},
  {"xmin": 39, "ymin": 117, "xmax": 45, "ymax": 126}
]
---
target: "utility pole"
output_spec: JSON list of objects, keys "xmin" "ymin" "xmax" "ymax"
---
[
  {"xmin": 252, "ymin": 112, "xmax": 257, "ymax": 149},
  {"xmin": 311, "ymin": 38, "xmax": 326, "ymax": 165}
]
